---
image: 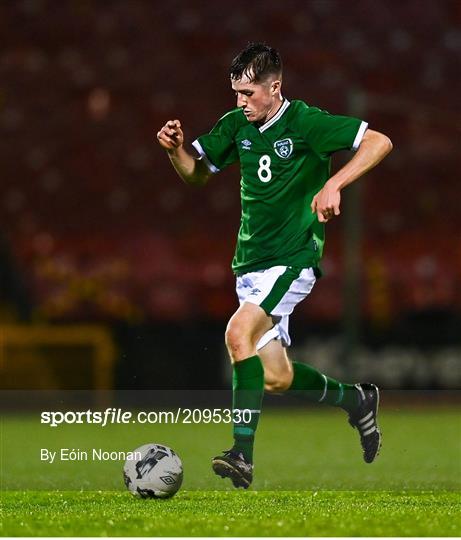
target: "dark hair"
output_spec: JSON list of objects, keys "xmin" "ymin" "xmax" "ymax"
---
[{"xmin": 230, "ymin": 42, "xmax": 282, "ymax": 83}]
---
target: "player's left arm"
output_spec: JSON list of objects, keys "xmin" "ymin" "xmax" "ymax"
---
[{"xmin": 311, "ymin": 129, "xmax": 392, "ymax": 223}]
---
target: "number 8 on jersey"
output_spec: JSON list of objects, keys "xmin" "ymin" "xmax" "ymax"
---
[{"xmin": 257, "ymin": 155, "xmax": 272, "ymax": 183}]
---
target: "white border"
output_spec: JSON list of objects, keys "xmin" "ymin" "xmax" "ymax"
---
[
  {"xmin": 191, "ymin": 139, "xmax": 220, "ymax": 173},
  {"xmin": 351, "ymin": 120, "xmax": 368, "ymax": 151},
  {"xmin": 259, "ymin": 99, "xmax": 291, "ymax": 133}
]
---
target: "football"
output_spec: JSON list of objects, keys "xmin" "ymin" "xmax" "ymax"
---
[{"xmin": 123, "ymin": 443, "xmax": 183, "ymax": 499}]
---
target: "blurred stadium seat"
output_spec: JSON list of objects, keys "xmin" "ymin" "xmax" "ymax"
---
[{"xmin": 1, "ymin": 0, "xmax": 459, "ymax": 332}]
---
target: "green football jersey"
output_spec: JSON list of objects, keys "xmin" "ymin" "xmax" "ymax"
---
[{"xmin": 192, "ymin": 99, "xmax": 367, "ymax": 275}]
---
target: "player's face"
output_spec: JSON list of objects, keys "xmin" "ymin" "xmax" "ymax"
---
[{"xmin": 231, "ymin": 73, "xmax": 282, "ymax": 124}]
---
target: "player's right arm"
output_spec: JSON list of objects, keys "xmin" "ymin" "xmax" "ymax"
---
[{"xmin": 157, "ymin": 120, "xmax": 212, "ymax": 187}]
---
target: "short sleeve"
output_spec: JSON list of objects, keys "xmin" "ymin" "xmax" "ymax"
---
[
  {"xmin": 302, "ymin": 106, "xmax": 368, "ymax": 157},
  {"xmin": 192, "ymin": 111, "xmax": 240, "ymax": 173}
]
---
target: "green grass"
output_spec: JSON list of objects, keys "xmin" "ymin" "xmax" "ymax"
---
[
  {"xmin": 1, "ymin": 490, "xmax": 460, "ymax": 536},
  {"xmin": 1, "ymin": 407, "xmax": 460, "ymax": 536}
]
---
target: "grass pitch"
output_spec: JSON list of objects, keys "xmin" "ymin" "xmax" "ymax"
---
[
  {"xmin": 2, "ymin": 490, "xmax": 459, "ymax": 537},
  {"xmin": 1, "ymin": 407, "xmax": 460, "ymax": 536}
]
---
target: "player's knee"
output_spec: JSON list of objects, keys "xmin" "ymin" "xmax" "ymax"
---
[{"xmin": 225, "ymin": 319, "xmax": 252, "ymax": 358}]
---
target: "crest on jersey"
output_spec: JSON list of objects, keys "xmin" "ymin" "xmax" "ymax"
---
[{"xmin": 274, "ymin": 138, "xmax": 293, "ymax": 159}]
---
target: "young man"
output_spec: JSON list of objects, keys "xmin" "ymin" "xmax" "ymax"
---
[{"xmin": 157, "ymin": 43, "xmax": 392, "ymax": 489}]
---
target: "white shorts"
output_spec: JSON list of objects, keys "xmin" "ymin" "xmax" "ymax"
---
[{"xmin": 236, "ymin": 265, "xmax": 317, "ymax": 350}]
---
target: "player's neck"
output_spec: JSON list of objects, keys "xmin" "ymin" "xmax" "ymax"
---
[{"xmin": 261, "ymin": 96, "xmax": 284, "ymax": 126}]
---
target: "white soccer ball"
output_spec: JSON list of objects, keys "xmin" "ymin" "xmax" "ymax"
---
[{"xmin": 123, "ymin": 443, "xmax": 183, "ymax": 499}]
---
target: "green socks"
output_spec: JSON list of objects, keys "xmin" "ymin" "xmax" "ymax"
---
[
  {"xmin": 232, "ymin": 355, "xmax": 264, "ymax": 463},
  {"xmin": 289, "ymin": 361, "xmax": 359, "ymax": 412},
  {"xmin": 230, "ymin": 357, "xmax": 358, "ymax": 463}
]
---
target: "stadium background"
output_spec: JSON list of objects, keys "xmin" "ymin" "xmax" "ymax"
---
[
  {"xmin": 1, "ymin": 0, "xmax": 460, "ymax": 395},
  {"xmin": 2, "ymin": 4, "xmax": 460, "ymax": 536}
]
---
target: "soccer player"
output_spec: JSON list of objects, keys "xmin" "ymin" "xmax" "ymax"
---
[{"xmin": 157, "ymin": 43, "xmax": 393, "ymax": 489}]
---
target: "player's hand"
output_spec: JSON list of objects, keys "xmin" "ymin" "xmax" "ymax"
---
[
  {"xmin": 311, "ymin": 181, "xmax": 341, "ymax": 223},
  {"xmin": 156, "ymin": 120, "xmax": 184, "ymax": 151}
]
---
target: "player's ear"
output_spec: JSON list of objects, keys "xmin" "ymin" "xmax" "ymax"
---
[{"xmin": 271, "ymin": 80, "xmax": 281, "ymax": 94}]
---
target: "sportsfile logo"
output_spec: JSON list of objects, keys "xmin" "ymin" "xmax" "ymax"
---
[{"xmin": 40, "ymin": 408, "xmax": 253, "ymax": 427}]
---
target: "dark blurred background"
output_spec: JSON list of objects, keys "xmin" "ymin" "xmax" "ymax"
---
[{"xmin": 1, "ymin": 0, "xmax": 460, "ymax": 393}]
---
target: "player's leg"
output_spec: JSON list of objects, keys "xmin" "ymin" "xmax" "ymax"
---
[
  {"xmin": 213, "ymin": 266, "xmax": 310, "ymax": 488},
  {"xmin": 259, "ymin": 335, "xmax": 357, "ymax": 409},
  {"xmin": 214, "ymin": 265, "xmax": 316, "ymax": 488},
  {"xmin": 225, "ymin": 300, "xmax": 274, "ymax": 361},
  {"xmin": 288, "ymin": 357, "xmax": 381, "ymax": 462},
  {"xmin": 260, "ymin": 337, "xmax": 381, "ymax": 463},
  {"xmin": 226, "ymin": 301, "xmax": 273, "ymax": 462},
  {"xmin": 289, "ymin": 357, "xmax": 359, "ymax": 411},
  {"xmin": 256, "ymin": 277, "xmax": 381, "ymax": 463},
  {"xmin": 259, "ymin": 338, "xmax": 293, "ymax": 392},
  {"xmin": 212, "ymin": 301, "xmax": 273, "ymax": 488}
]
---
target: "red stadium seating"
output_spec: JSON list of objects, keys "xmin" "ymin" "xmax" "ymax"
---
[{"xmin": 1, "ymin": 0, "xmax": 459, "ymax": 323}]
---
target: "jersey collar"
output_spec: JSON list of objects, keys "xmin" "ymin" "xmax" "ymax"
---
[{"xmin": 259, "ymin": 98, "xmax": 290, "ymax": 133}]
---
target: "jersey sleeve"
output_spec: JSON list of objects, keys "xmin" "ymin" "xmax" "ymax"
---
[
  {"xmin": 192, "ymin": 111, "xmax": 239, "ymax": 173},
  {"xmin": 301, "ymin": 105, "xmax": 368, "ymax": 157}
]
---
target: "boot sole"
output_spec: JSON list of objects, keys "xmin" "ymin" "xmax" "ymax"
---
[
  {"xmin": 212, "ymin": 459, "xmax": 251, "ymax": 489},
  {"xmin": 364, "ymin": 384, "xmax": 382, "ymax": 463}
]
